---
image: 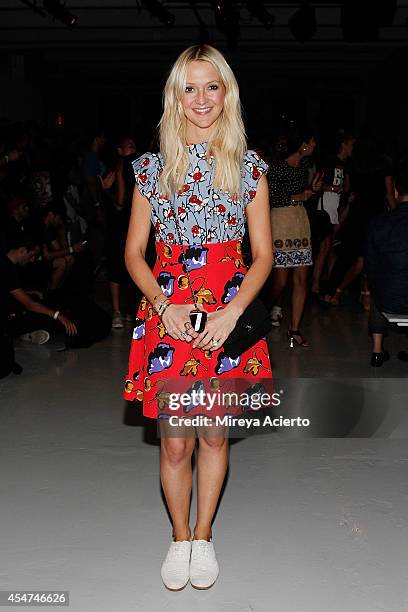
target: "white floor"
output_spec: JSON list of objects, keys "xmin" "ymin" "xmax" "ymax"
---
[{"xmin": 1, "ymin": 309, "xmax": 408, "ymax": 612}]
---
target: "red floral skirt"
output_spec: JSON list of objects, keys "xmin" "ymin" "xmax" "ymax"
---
[{"xmin": 123, "ymin": 239, "xmax": 273, "ymax": 419}]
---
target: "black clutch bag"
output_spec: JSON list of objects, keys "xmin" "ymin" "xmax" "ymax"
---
[{"xmin": 222, "ymin": 297, "xmax": 273, "ymax": 359}]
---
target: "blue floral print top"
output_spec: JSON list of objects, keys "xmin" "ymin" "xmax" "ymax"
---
[{"xmin": 131, "ymin": 142, "xmax": 268, "ymax": 244}]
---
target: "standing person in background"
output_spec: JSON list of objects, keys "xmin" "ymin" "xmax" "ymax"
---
[
  {"xmin": 320, "ymin": 135, "xmax": 395, "ymax": 310},
  {"xmin": 311, "ymin": 132, "xmax": 355, "ymax": 297},
  {"xmin": 81, "ymin": 130, "xmax": 108, "ymax": 216},
  {"xmin": 268, "ymin": 128, "xmax": 323, "ymax": 346},
  {"xmin": 80, "ymin": 130, "xmax": 115, "ymax": 270},
  {"xmin": 109, "ymin": 136, "xmax": 137, "ymax": 328}
]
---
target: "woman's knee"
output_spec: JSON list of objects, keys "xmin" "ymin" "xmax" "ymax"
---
[
  {"xmin": 273, "ymin": 269, "xmax": 289, "ymax": 292},
  {"xmin": 53, "ymin": 257, "xmax": 67, "ymax": 271},
  {"xmin": 293, "ymin": 267, "xmax": 308, "ymax": 288},
  {"xmin": 198, "ymin": 432, "xmax": 228, "ymax": 450},
  {"xmin": 355, "ymin": 256, "xmax": 364, "ymax": 273},
  {"xmin": 161, "ymin": 437, "xmax": 195, "ymax": 466}
]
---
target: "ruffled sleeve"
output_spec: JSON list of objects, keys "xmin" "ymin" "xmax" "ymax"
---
[
  {"xmin": 242, "ymin": 150, "xmax": 269, "ymax": 208},
  {"xmin": 131, "ymin": 153, "xmax": 161, "ymax": 200}
]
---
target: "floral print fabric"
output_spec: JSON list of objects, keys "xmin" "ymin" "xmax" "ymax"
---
[
  {"xmin": 124, "ymin": 240, "xmax": 273, "ymax": 419},
  {"xmin": 131, "ymin": 143, "xmax": 268, "ymax": 244}
]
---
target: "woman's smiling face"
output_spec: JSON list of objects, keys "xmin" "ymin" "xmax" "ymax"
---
[{"xmin": 182, "ymin": 60, "xmax": 225, "ymax": 140}]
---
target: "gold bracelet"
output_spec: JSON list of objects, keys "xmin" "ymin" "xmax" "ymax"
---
[
  {"xmin": 153, "ymin": 294, "xmax": 167, "ymax": 313},
  {"xmin": 153, "ymin": 292, "xmax": 164, "ymax": 303}
]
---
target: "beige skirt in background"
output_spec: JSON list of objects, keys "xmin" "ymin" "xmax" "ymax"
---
[{"xmin": 271, "ymin": 204, "xmax": 313, "ymax": 268}]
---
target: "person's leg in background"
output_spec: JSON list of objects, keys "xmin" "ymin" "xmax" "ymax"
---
[
  {"xmin": 110, "ymin": 281, "xmax": 123, "ymax": 328},
  {"xmin": 337, "ymin": 255, "xmax": 364, "ymax": 298},
  {"xmin": 320, "ymin": 228, "xmax": 360, "ymax": 305},
  {"xmin": 48, "ymin": 256, "xmax": 71, "ymax": 292},
  {"xmin": 289, "ymin": 265, "xmax": 310, "ymax": 347},
  {"xmin": 8, "ymin": 311, "xmax": 60, "ymax": 345},
  {"xmin": 368, "ymin": 300, "xmax": 390, "ymax": 367},
  {"xmin": 107, "ymin": 220, "xmax": 124, "ymax": 328},
  {"xmin": 309, "ymin": 206, "xmax": 333, "ymax": 296},
  {"xmin": 269, "ymin": 267, "xmax": 290, "ymax": 326},
  {"xmin": 311, "ymin": 233, "xmax": 332, "ymax": 295},
  {"xmin": 327, "ymin": 227, "xmax": 339, "ymax": 277}
]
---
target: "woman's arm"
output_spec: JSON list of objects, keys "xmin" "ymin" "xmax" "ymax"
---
[
  {"xmin": 226, "ymin": 174, "xmax": 272, "ymax": 315},
  {"xmin": 124, "ymin": 185, "xmax": 162, "ymax": 302},
  {"xmin": 194, "ymin": 174, "xmax": 272, "ymax": 350},
  {"xmin": 124, "ymin": 185, "xmax": 198, "ymax": 342}
]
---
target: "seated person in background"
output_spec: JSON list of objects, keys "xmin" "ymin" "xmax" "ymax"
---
[
  {"xmin": 1, "ymin": 237, "xmax": 77, "ymax": 345},
  {"xmin": 3, "ymin": 195, "xmax": 31, "ymax": 251},
  {"xmin": 365, "ymin": 157, "xmax": 408, "ymax": 367},
  {"xmin": 37, "ymin": 204, "xmax": 85, "ymax": 293}
]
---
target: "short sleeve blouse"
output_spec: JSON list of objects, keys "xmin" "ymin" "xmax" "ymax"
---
[
  {"xmin": 131, "ymin": 144, "xmax": 268, "ymax": 245},
  {"xmin": 268, "ymin": 157, "xmax": 311, "ymax": 208}
]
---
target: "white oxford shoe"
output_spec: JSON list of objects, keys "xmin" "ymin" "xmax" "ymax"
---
[
  {"xmin": 160, "ymin": 539, "xmax": 191, "ymax": 590},
  {"xmin": 189, "ymin": 539, "xmax": 219, "ymax": 589}
]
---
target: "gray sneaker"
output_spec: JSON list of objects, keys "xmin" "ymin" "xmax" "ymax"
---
[
  {"xmin": 20, "ymin": 330, "xmax": 50, "ymax": 345},
  {"xmin": 112, "ymin": 311, "xmax": 124, "ymax": 329},
  {"xmin": 271, "ymin": 306, "xmax": 283, "ymax": 327}
]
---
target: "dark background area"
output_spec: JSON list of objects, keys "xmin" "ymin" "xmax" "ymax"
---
[{"xmin": 1, "ymin": 0, "xmax": 408, "ymax": 152}]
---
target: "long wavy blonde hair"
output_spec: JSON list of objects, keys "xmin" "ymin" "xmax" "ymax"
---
[{"xmin": 158, "ymin": 44, "xmax": 247, "ymax": 197}]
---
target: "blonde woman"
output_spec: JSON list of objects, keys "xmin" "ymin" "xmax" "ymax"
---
[{"xmin": 124, "ymin": 45, "xmax": 273, "ymax": 590}]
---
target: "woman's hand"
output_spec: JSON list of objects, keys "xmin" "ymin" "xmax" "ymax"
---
[
  {"xmin": 161, "ymin": 304, "xmax": 199, "ymax": 342},
  {"xmin": 26, "ymin": 289, "xmax": 44, "ymax": 300},
  {"xmin": 311, "ymin": 171, "xmax": 324, "ymax": 193},
  {"xmin": 192, "ymin": 305, "xmax": 241, "ymax": 351},
  {"xmin": 58, "ymin": 314, "xmax": 78, "ymax": 336},
  {"xmin": 99, "ymin": 171, "xmax": 116, "ymax": 190},
  {"xmin": 72, "ymin": 241, "xmax": 85, "ymax": 254}
]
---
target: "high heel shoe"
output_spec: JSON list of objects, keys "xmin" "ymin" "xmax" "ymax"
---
[
  {"xmin": 287, "ymin": 329, "xmax": 310, "ymax": 348},
  {"xmin": 370, "ymin": 351, "xmax": 390, "ymax": 367},
  {"xmin": 329, "ymin": 288, "xmax": 342, "ymax": 306}
]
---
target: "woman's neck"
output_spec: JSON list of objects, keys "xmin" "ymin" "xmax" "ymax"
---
[
  {"xmin": 186, "ymin": 123, "xmax": 216, "ymax": 145},
  {"xmin": 286, "ymin": 152, "xmax": 301, "ymax": 167}
]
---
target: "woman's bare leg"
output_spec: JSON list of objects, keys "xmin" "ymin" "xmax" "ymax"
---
[
  {"xmin": 311, "ymin": 235, "xmax": 332, "ymax": 293},
  {"xmin": 338, "ymin": 256, "xmax": 364, "ymax": 291},
  {"xmin": 194, "ymin": 427, "xmax": 229, "ymax": 540},
  {"xmin": 269, "ymin": 267, "xmax": 290, "ymax": 306},
  {"xmin": 160, "ymin": 430, "xmax": 196, "ymax": 541},
  {"xmin": 291, "ymin": 265, "xmax": 309, "ymax": 331},
  {"xmin": 372, "ymin": 333, "xmax": 384, "ymax": 353},
  {"xmin": 49, "ymin": 256, "xmax": 68, "ymax": 290}
]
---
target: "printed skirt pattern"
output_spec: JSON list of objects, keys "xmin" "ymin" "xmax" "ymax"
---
[
  {"xmin": 124, "ymin": 239, "xmax": 273, "ymax": 419},
  {"xmin": 271, "ymin": 204, "xmax": 313, "ymax": 268}
]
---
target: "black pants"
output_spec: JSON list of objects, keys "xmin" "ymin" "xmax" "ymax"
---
[
  {"xmin": 8, "ymin": 312, "xmax": 61, "ymax": 338},
  {"xmin": 368, "ymin": 301, "xmax": 390, "ymax": 336}
]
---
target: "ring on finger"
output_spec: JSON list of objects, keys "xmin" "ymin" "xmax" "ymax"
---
[
  {"xmin": 212, "ymin": 338, "xmax": 219, "ymax": 348},
  {"xmin": 180, "ymin": 330, "xmax": 188, "ymax": 340}
]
